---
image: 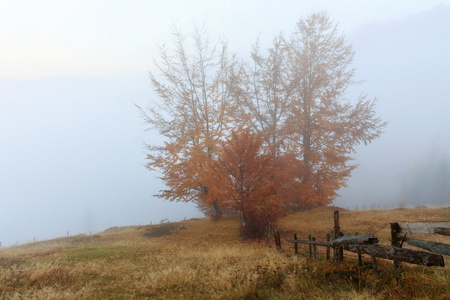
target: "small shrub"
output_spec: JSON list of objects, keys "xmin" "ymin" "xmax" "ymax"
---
[{"xmin": 143, "ymin": 219, "xmax": 178, "ymax": 238}]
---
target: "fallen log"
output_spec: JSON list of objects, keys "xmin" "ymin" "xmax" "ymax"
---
[
  {"xmin": 343, "ymin": 244, "xmax": 445, "ymax": 267},
  {"xmin": 434, "ymin": 227, "xmax": 450, "ymax": 236},
  {"xmin": 404, "ymin": 237, "xmax": 450, "ymax": 256}
]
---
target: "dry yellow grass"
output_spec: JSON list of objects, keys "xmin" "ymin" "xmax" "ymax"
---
[{"xmin": 0, "ymin": 207, "xmax": 449, "ymax": 299}]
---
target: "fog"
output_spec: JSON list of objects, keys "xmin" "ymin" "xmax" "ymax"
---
[
  {"xmin": 1, "ymin": 0, "xmax": 450, "ymax": 246},
  {"xmin": 336, "ymin": 5, "xmax": 450, "ymax": 209}
]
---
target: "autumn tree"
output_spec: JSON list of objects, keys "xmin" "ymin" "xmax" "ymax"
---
[
  {"xmin": 237, "ymin": 12, "xmax": 386, "ymax": 209},
  {"xmin": 142, "ymin": 14, "xmax": 386, "ymax": 228},
  {"xmin": 237, "ymin": 36, "xmax": 289, "ymax": 158},
  {"xmin": 139, "ymin": 25, "xmax": 238, "ymax": 218},
  {"xmin": 285, "ymin": 12, "xmax": 386, "ymax": 208},
  {"xmin": 205, "ymin": 128, "xmax": 286, "ymax": 239}
]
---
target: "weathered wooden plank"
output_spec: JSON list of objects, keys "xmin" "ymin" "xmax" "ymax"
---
[
  {"xmin": 287, "ymin": 236, "xmax": 378, "ymax": 247},
  {"xmin": 343, "ymin": 244, "xmax": 445, "ymax": 267},
  {"xmin": 334, "ymin": 235, "xmax": 378, "ymax": 245},
  {"xmin": 435, "ymin": 227, "xmax": 450, "ymax": 236},
  {"xmin": 398, "ymin": 222, "xmax": 450, "ymax": 234},
  {"xmin": 404, "ymin": 237, "xmax": 450, "ymax": 256}
]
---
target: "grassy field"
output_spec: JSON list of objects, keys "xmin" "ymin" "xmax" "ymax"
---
[{"xmin": 0, "ymin": 206, "xmax": 449, "ymax": 299}]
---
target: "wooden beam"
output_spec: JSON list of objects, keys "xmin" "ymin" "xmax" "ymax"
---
[
  {"xmin": 404, "ymin": 237, "xmax": 450, "ymax": 256},
  {"xmin": 397, "ymin": 222, "xmax": 450, "ymax": 234},
  {"xmin": 343, "ymin": 244, "xmax": 445, "ymax": 267},
  {"xmin": 334, "ymin": 235, "xmax": 378, "ymax": 245},
  {"xmin": 435, "ymin": 227, "xmax": 450, "ymax": 236},
  {"xmin": 287, "ymin": 236, "xmax": 378, "ymax": 247}
]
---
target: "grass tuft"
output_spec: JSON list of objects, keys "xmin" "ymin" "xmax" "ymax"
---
[{"xmin": 143, "ymin": 219, "xmax": 179, "ymax": 238}]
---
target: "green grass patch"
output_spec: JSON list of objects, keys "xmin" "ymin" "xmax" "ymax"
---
[{"xmin": 64, "ymin": 246, "xmax": 129, "ymax": 263}]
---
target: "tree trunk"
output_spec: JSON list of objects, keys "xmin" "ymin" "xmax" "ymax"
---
[
  {"xmin": 213, "ymin": 202, "xmax": 222, "ymax": 220},
  {"xmin": 239, "ymin": 211, "xmax": 248, "ymax": 240}
]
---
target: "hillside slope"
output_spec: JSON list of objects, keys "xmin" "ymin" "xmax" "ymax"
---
[{"xmin": 0, "ymin": 207, "xmax": 449, "ymax": 299}]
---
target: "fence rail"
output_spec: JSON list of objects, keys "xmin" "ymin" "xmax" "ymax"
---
[
  {"xmin": 397, "ymin": 221, "xmax": 450, "ymax": 234},
  {"xmin": 285, "ymin": 210, "xmax": 448, "ymax": 276}
]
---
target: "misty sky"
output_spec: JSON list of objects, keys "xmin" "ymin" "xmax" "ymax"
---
[{"xmin": 1, "ymin": 0, "xmax": 450, "ymax": 246}]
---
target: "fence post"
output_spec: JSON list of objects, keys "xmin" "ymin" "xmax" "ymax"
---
[
  {"xmin": 312, "ymin": 237, "xmax": 317, "ymax": 261},
  {"xmin": 309, "ymin": 234, "xmax": 312, "ymax": 259},
  {"xmin": 334, "ymin": 210, "xmax": 343, "ymax": 263},
  {"xmin": 371, "ymin": 256, "xmax": 378, "ymax": 276},
  {"xmin": 326, "ymin": 233, "xmax": 331, "ymax": 261},
  {"xmin": 332, "ymin": 230, "xmax": 336, "ymax": 262},
  {"xmin": 390, "ymin": 222, "xmax": 402, "ymax": 283},
  {"xmin": 356, "ymin": 232, "xmax": 362, "ymax": 266},
  {"xmin": 294, "ymin": 234, "xmax": 298, "ymax": 255},
  {"xmin": 273, "ymin": 224, "xmax": 281, "ymax": 250}
]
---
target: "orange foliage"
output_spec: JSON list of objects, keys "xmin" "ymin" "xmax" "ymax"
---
[
  {"xmin": 142, "ymin": 13, "xmax": 386, "ymax": 233},
  {"xmin": 204, "ymin": 128, "xmax": 287, "ymax": 238},
  {"xmin": 139, "ymin": 26, "xmax": 238, "ymax": 217},
  {"xmin": 236, "ymin": 12, "xmax": 386, "ymax": 209}
]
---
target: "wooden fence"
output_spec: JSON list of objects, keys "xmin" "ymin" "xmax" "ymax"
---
[{"xmin": 285, "ymin": 211, "xmax": 449, "ymax": 275}]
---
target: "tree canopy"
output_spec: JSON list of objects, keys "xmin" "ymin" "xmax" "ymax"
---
[
  {"xmin": 142, "ymin": 12, "xmax": 386, "ymax": 238},
  {"xmin": 138, "ymin": 25, "xmax": 239, "ymax": 217}
]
